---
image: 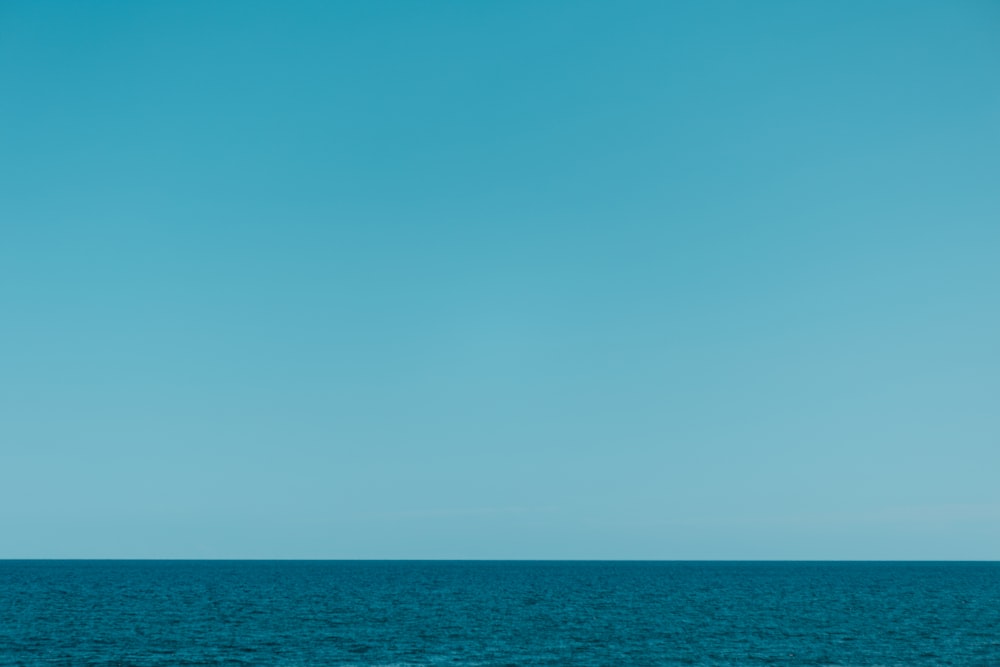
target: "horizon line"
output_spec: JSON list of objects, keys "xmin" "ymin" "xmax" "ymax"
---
[{"xmin": 2, "ymin": 558, "xmax": 997, "ymax": 563}]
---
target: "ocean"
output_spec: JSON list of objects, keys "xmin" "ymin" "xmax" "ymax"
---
[{"xmin": 1, "ymin": 560, "xmax": 998, "ymax": 665}]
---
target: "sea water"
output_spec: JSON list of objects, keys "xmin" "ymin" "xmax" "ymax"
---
[{"xmin": 1, "ymin": 560, "xmax": 998, "ymax": 665}]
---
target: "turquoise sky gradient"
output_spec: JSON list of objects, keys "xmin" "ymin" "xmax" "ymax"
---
[{"xmin": 2, "ymin": 1, "xmax": 999, "ymax": 559}]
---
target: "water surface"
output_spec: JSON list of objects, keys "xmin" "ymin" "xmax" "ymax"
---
[{"xmin": 1, "ymin": 560, "xmax": 998, "ymax": 665}]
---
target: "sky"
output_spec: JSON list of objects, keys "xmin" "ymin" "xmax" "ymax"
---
[{"xmin": 1, "ymin": 1, "xmax": 998, "ymax": 559}]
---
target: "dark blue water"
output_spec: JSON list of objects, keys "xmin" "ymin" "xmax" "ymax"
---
[{"xmin": 1, "ymin": 561, "xmax": 998, "ymax": 666}]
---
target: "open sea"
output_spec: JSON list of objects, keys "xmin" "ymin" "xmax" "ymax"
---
[{"xmin": 1, "ymin": 560, "xmax": 998, "ymax": 666}]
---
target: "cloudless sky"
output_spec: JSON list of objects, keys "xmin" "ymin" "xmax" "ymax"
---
[{"xmin": 1, "ymin": 1, "xmax": 998, "ymax": 559}]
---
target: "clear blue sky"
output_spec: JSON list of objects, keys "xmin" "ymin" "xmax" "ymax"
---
[{"xmin": 1, "ymin": 1, "xmax": 998, "ymax": 559}]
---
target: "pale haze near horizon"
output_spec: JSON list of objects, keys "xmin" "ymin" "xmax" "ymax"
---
[{"xmin": 1, "ymin": 1, "xmax": 998, "ymax": 559}]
